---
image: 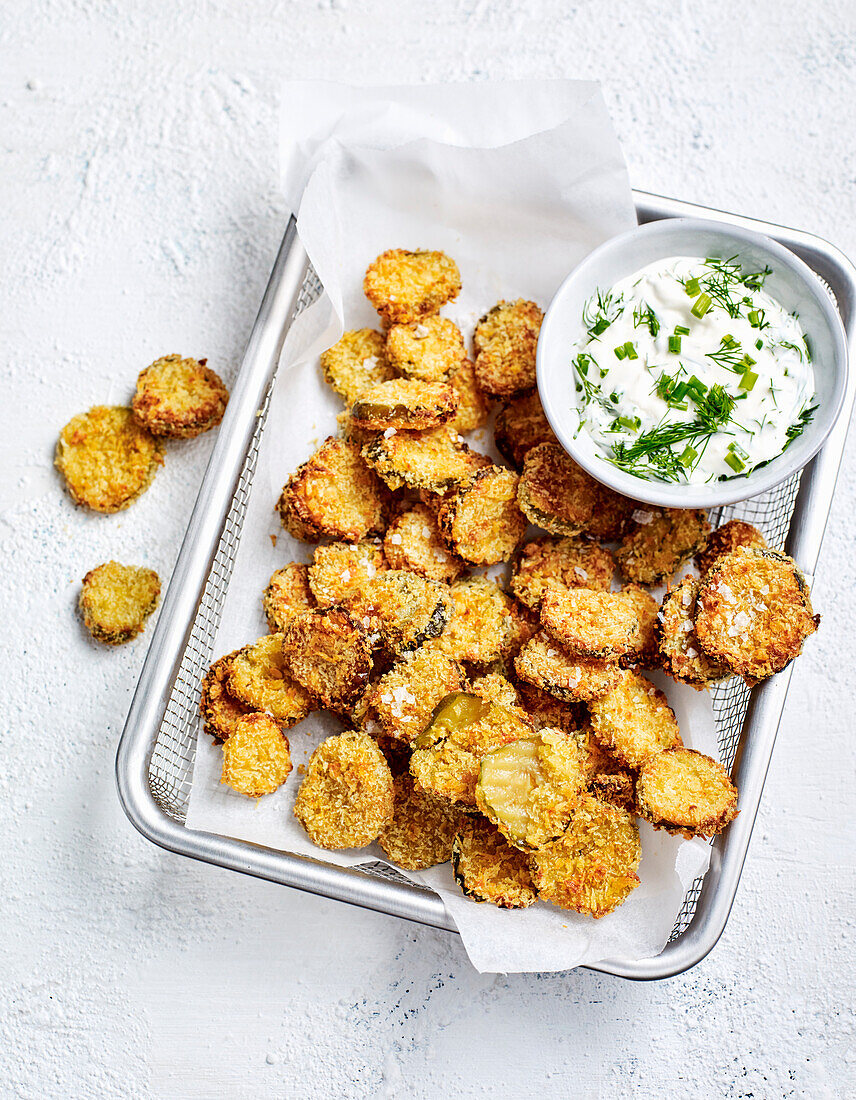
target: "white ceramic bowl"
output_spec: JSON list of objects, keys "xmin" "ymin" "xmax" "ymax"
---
[{"xmin": 536, "ymin": 217, "xmax": 849, "ymax": 509}]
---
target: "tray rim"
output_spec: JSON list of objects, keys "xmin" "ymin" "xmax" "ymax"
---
[{"xmin": 115, "ymin": 191, "xmax": 856, "ymax": 980}]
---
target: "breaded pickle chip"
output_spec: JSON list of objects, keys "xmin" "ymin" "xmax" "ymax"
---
[
  {"xmin": 437, "ymin": 576, "xmax": 519, "ymax": 666},
  {"xmin": 364, "ymin": 249, "xmax": 461, "ymax": 326},
  {"xmin": 200, "ymin": 652, "xmax": 253, "ymax": 742},
  {"xmin": 515, "ymin": 634, "xmax": 622, "ymax": 703},
  {"xmin": 511, "ymin": 536, "xmax": 614, "ymax": 611},
  {"xmin": 280, "ymin": 609, "xmax": 373, "ymax": 710},
  {"xmin": 588, "ymin": 771, "xmax": 636, "ymax": 813},
  {"xmin": 588, "ymin": 669, "xmax": 680, "ymax": 769},
  {"xmin": 637, "ymin": 748, "xmax": 738, "ymax": 837},
  {"xmin": 452, "ymin": 816, "xmax": 538, "ymax": 908},
  {"xmin": 615, "ymin": 507, "xmax": 710, "ymax": 586},
  {"xmin": 494, "ymin": 388, "xmax": 558, "ymax": 468},
  {"xmin": 378, "ymin": 773, "xmax": 462, "ymax": 869},
  {"xmin": 385, "ymin": 316, "xmax": 467, "ymax": 382},
  {"xmin": 308, "ymin": 540, "xmax": 387, "ymax": 608},
  {"xmin": 351, "ymin": 378, "xmax": 458, "ymax": 431},
  {"xmin": 228, "ymin": 633, "xmax": 314, "ymax": 728},
  {"xmin": 694, "ymin": 548, "xmax": 818, "ymax": 684},
  {"xmin": 362, "ymin": 424, "xmax": 491, "ymax": 493},
  {"xmin": 349, "ymin": 569, "xmax": 452, "ymax": 654},
  {"xmin": 530, "ymin": 794, "xmax": 641, "ymax": 918},
  {"xmin": 363, "ymin": 647, "xmax": 467, "ymax": 744},
  {"xmin": 618, "ymin": 584, "xmax": 661, "ymax": 670},
  {"xmin": 221, "ymin": 713, "xmax": 292, "ymax": 798},
  {"xmin": 294, "ymin": 731, "xmax": 394, "ymax": 849},
  {"xmin": 263, "ymin": 563, "xmax": 316, "ymax": 633},
  {"xmin": 476, "ymin": 729, "xmax": 586, "ymax": 850},
  {"xmin": 335, "ymin": 410, "xmax": 376, "ymax": 450},
  {"xmin": 695, "ymin": 518, "xmax": 767, "ymax": 578},
  {"xmin": 469, "ymin": 672, "xmax": 521, "ymax": 712},
  {"xmin": 132, "ymin": 354, "xmax": 229, "ymax": 439},
  {"xmin": 55, "ymin": 405, "xmax": 164, "ymax": 513},
  {"xmin": 277, "ymin": 437, "xmax": 390, "ymax": 543},
  {"xmin": 320, "ymin": 329, "xmax": 394, "ymax": 405},
  {"xmin": 446, "ymin": 359, "xmax": 491, "ymax": 433},
  {"xmin": 79, "ymin": 561, "xmax": 160, "ymax": 644},
  {"xmin": 540, "ymin": 588, "xmax": 639, "ymax": 661},
  {"xmin": 438, "ymin": 465, "xmax": 526, "ymax": 566},
  {"xmin": 658, "ymin": 576, "xmax": 729, "ymax": 688},
  {"xmin": 573, "ymin": 725, "xmax": 627, "ymax": 781},
  {"xmin": 516, "ymin": 681, "xmax": 587, "ymax": 735},
  {"xmin": 473, "ymin": 299, "xmax": 543, "ymax": 399},
  {"xmin": 517, "ymin": 443, "xmax": 602, "ymax": 537},
  {"xmin": 383, "ymin": 503, "xmax": 465, "ymax": 584}
]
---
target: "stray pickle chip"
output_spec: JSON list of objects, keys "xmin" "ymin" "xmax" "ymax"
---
[
  {"xmin": 55, "ymin": 406, "xmax": 164, "ymax": 513},
  {"xmin": 364, "ymin": 249, "xmax": 461, "ymax": 326},
  {"xmin": 437, "ymin": 465, "xmax": 527, "ymax": 566},
  {"xmin": 516, "ymin": 681, "xmax": 587, "ymax": 735},
  {"xmin": 362, "ymin": 424, "xmax": 491, "ymax": 493},
  {"xmin": 438, "ymin": 576, "xmax": 519, "ymax": 666},
  {"xmin": 200, "ymin": 652, "xmax": 253, "ymax": 742},
  {"xmin": 517, "ymin": 443, "xmax": 601, "ymax": 537},
  {"xmin": 320, "ymin": 329, "xmax": 395, "ymax": 406},
  {"xmin": 280, "ymin": 609, "xmax": 372, "ymax": 710},
  {"xmin": 362, "ymin": 647, "xmax": 467, "ymax": 744},
  {"xmin": 473, "ymin": 299, "xmax": 543, "ymax": 399},
  {"xmin": 515, "ymin": 634, "xmax": 622, "ymax": 703},
  {"xmin": 618, "ymin": 584, "xmax": 661, "ymax": 670},
  {"xmin": 637, "ymin": 747, "xmax": 738, "ymax": 838},
  {"xmin": 540, "ymin": 588, "xmax": 639, "ymax": 661},
  {"xmin": 494, "ymin": 389, "xmax": 558, "ymax": 469},
  {"xmin": 349, "ymin": 569, "xmax": 452, "ymax": 654},
  {"xmin": 228, "ymin": 633, "xmax": 314, "ymax": 728},
  {"xmin": 277, "ymin": 437, "xmax": 390, "ymax": 543},
  {"xmin": 451, "ymin": 816, "xmax": 538, "ymax": 908},
  {"xmin": 588, "ymin": 669, "xmax": 681, "ymax": 770},
  {"xmin": 308, "ymin": 540, "xmax": 387, "ymax": 608},
  {"xmin": 695, "ymin": 518, "xmax": 767, "ymax": 578},
  {"xmin": 530, "ymin": 794, "xmax": 641, "ymax": 918},
  {"xmin": 615, "ymin": 507, "xmax": 710, "ymax": 586},
  {"xmin": 385, "ymin": 316, "xmax": 467, "ymax": 382},
  {"xmin": 378, "ymin": 773, "xmax": 462, "ymax": 869},
  {"xmin": 79, "ymin": 561, "xmax": 160, "ymax": 645},
  {"xmin": 510, "ymin": 537, "xmax": 614, "ymax": 610},
  {"xmin": 446, "ymin": 359, "xmax": 491, "ymax": 433},
  {"xmin": 294, "ymin": 731, "xmax": 394, "ymax": 849},
  {"xmin": 263, "ymin": 563, "xmax": 316, "ymax": 633},
  {"xmin": 658, "ymin": 576, "xmax": 729, "ymax": 688},
  {"xmin": 476, "ymin": 729, "xmax": 586, "ymax": 851},
  {"xmin": 131, "ymin": 354, "xmax": 229, "ymax": 439},
  {"xmin": 383, "ymin": 503, "xmax": 465, "ymax": 584},
  {"xmin": 221, "ymin": 712, "xmax": 292, "ymax": 798},
  {"xmin": 694, "ymin": 547, "xmax": 818, "ymax": 684},
  {"xmin": 351, "ymin": 378, "xmax": 458, "ymax": 431}
]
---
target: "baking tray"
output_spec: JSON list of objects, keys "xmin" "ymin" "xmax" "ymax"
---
[{"xmin": 115, "ymin": 191, "xmax": 856, "ymax": 980}]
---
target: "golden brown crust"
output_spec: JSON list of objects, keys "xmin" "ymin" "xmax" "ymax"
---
[
  {"xmin": 618, "ymin": 584, "xmax": 662, "ymax": 670},
  {"xmin": 227, "ymin": 633, "xmax": 314, "ymax": 728},
  {"xmin": 200, "ymin": 652, "xmax": 254, "ymax": 742},
  {"xmin": 378, "ymin": 773, "xmax": 462, "ymax": 869},
  {"xmin": 588, "ymin": 771, "xmax": 636, "ymax": 813},
  {"xmin": 469, "ymin": 672, "xmax": 521, "ymax": 712},
  {"xmin": 280, "ymin": 609, "xmax": 373, "ymax": 709},
  {"xmin": 79, "ymin": 560, "xmax": 161, "ymax": 644},
  {"xmin": 446, "ymin": 359, "xmax": 491, "ymax": 433},
  {"xmin": 452, "ymin": 816, "xmax": 538, "ymax": 908},
  {"xmin": 517, "ymin": 443, "xmax": 601, "ymax": 537},
  {"xmin": 320, "ymin": 329, "xmax": 395, "ymax": 405},
  {"xmin": 658, "ymin": 576, "xmax": 729, "ymax": 688},
  {"xmin": 132, "ymin": 354, "xmax": 229, "ymax": 439},
  {"xmin": 437, "ymin": 465, "xmax": 527, "ymax": 566},
  {"xmin": 515, "ymin": 682, "xmax": 587, "ymax": 735},
  {"xmin": 382, "ymin": 503, "xmax": 466, "ymax": 584},
  {"xmin": 220, "ymin": 713, "xmax": 292, "ymax": 798},
  {"xmin": 351, "ymin": 378, "xmax": 458, "ymax": 431},
  {"xmin": 436, "ymin": 576, "xmax": 520, "ymax": 667},
  {"xmin": 347, "ymin": 569, "xmax": 452, "ymax": 655},
  {"xmin": 540, "ymin": 588, "xmax": 639, "ymax": 661},
  {"xmin": 637, "ymin": 747, "xmax": 738, "ymax": 837},
  {"xmin": 364, "ymin": 249, "xmax": 461, "ymax": 326},
  {"xmin": 362, "ymin": 424, "xmax": 492, "ymax": 493},
  {"xmin": 514, "ymin": 634, "xmax": 622, "ymax": 703},
  {"xmin": 695, "ymin": 519, "xmax": 767, "ymax": 578},
  {"xmin": 385, "ymin": 316, "xmax": 467, "ymax": 382},
  {"xmin": 473, "ymin": 299, "xmax": 543, "ymax": 399},
  {"xmin": 493, "ymin": 388, "xmax": 558, "ymax": 468},
  {"xmin": 588, "ymin": 669, "xmax": 681, "ymax": 770},
  {"xmin": 615, "ymin": 507, "xmax": 711, "ymax": 586},
  {"xmin": 362, "ymin": 647, "xmax": 467, "ymax": 745},
  {"xmin": 510, "ymin": 537, "xmax": 614, "ymax": 612},
  {"xmin": 308, "ymin": 540, "xmax": 387, "ymax": 608},
  {"xmin": 263, "ymin": 563, "xmax": 316, "ymax": 633}
]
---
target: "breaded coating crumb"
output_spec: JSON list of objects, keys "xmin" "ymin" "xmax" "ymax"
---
[
  {"xmin": 277, "ymin": 437, "xmax": 390, "ymax": 543},
  {"xmin": 221, "ymin": 713, "xmax": 292, "ymax": 798},
  {"xmin": 132, "ymin": 354, "xmax": 229, "ymax": 439},
  {"xmin": 351, "ymin": 378, "xmax": 458, "ymax": 431},
  {"xmin": 438, "ymin": 465, "xmax": 527, "ymax": 566},
  {"xmin": 320, "ymin": 329, "xmax": 395, "ymax": 405},
  {"xmin": 228, "ymin": 633, "xmax": 314, "ymax": 728},
  {"xmin": 469, "ymin": 672, "xmax": 521, "ymax": 712},
  {"xmin": 494, "ymin": 388, "xmax": 558, "ymax": 468},
  {"xmin": 530, "ymin": 794, "xmax": 641, "ymax": 917},
  {"xmin": 517, "ymin": 443, "xmax": 601, "ymax": 537},
  {"xmin": 473, "ymin": 299, "xmax": 543, "ymax": 398},
  {"xmin": 336, "ymin": 410, "xmax": 377, "ymax": 449},
  {"xmin": 294, "ymin": 731, "xmax": 394, "ymax": 849},
  {"xmin": 378, "ymin": 773, "xmax": 462, "ymax": 869},
  {"xmin": 383, "ymin": 504, "xmax": 466, "ymax": 584},
  {"xmin": 385, "ymin": 316, "xmax": 467, "ymax": 382},
  {"xmin": 308, "ymin": 540, "xmax": 387, "ymax": 608},
  {"xmin": 362, "ymin": 424, "xmax": 492, "ymax": 493},
  {"xmin": 200, "ymin": 652, "xmax": 253, "ymax": 743},
  {"xmin": 658, "ymin": 576, "xmax": 729, "ymax": 688},
  {"xmin": 348, "ymin": 569, "xmax": 452, "ymax": 655},
  {"xmin": 511, "ymin": 536, "xmax": 614, "ymax": 611},
  {"xmin": 589, "ymin": 771, "xmax": 636, "ymax": 813},
  {"xmin": 514, "ymin": 634, "xmax": 622, "ymax": 703},
  {"xmin": 694, "ymin": 548, "xmax": 818, "ymax": 684},
  {"xmin": 571, "ymin": 725, "xmax": 626, "ymax": 780},
  {"xmin": 362, "ymin": 647, "xmax": 467, "ymax": 744},
  {"xmin": 263, "ymin": 563, "xmax": 316, "ymax": 633},
  {"xmin": 588, "ymin": 669, "xmax": 681, "ymax": 769},
  {"xmin": 280, "ymin": 609, "xmax": 373, "ymax": 709},
  {"xmin": 79, "ymin": 560, "xmax": 160, "ymax": 644},
  {"xmin": 618, "ymin": 584, "xmax": 661, "ymax": 670},
  {"xmin": 695, "ymin": 518, "xmax": 767, "ymax": 578},
  {"xmin": 516, "ymin": 682, "xmax": 587, "ymax": 735},
  {"xmin": 364, "ymin": 249, "xmax": 461, "ymax": 326},
  {"xmin": 452, "ymin": 816, "xmax": 539, "ymax": 908},
  {"xmin": 637, "ymin": 747, "xmax": 738, "ymax": 837},
  {"xmin": 540, "ymin": 588, "xmax": 639, "ymax": 660},
  {"xmin": 438, "ymin": 576, "xmax": 520, "ymax": 666},
  {"xmin": 56, "ymin": 405, "xmax": 164, "ymax": 513},
  {"xmin": 615, "ymin": 507, "xmax": 710, "ymax": 586},
  {"xmin": 446, "ymin": 359, "xmax": 491, "ymax": 433}
]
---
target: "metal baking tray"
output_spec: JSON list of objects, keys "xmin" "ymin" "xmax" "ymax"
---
[{"xmin": 116, "ymin": 191, "xmax": 856, "ymax": 980}]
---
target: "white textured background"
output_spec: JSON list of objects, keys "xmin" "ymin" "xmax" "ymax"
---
[{"xmin": 2, "ymin": 3, "xmax": 855, "ymax": 1097}]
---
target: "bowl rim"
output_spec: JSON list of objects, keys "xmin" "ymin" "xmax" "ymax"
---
[{"xmin": 536, "ymin": 216, "xmax": 850, "ymax": 509}]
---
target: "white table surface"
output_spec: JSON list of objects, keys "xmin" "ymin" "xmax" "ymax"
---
[{"xmin": 2, "ymin": 3, "xmax": 854, "ymax": 1097}]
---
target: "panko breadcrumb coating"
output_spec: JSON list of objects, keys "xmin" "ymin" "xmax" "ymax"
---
[
  {"xmin": 79, "ymin": 560, "xmax": 160, "ymax": 644},
  {"xmin": 364, "ymin": 249, "xmax": 461, "ymax": 326},
  {"xmin": 132, "ymin": 354, "xmax": 229, "ymax": 439},
  {"xmin": 227, "ymin": 633, "xmax": 313, "ymax": 728},
  {"xmin": 383, "ymin": 503, "xmax": 466, "ymax": 584},
  {"xmin": 473, "ymin": 299, "xmax": 543, "ymax": 398},
  {"xmin": 378, "ymin": 773, "xmax": 462, "ymax": 869},
  {"xmin": 572, "ymin": 725, "xmax": 627, "ymax": 781},
  {"xmin": 437, "ymin": 465, "xmax": 527, "ymax": 566},
  {"xmin": 514, "ymin": 634, "xmax": 622, "ymax": 703},
  {"xmin": 510, "ymin": 537, "xmax": 615, "ymax": 611},
  {"xmin": 589, "ymin": 771, "xmax": 636, "ymax": 813},
  {"xmin": 351, "ymin": 378, "xmax": 458, "ymax": 431},
  {"xmin": 362, "ymin": 648, "xmax": 467, "ymax": 744},
  {"xmin": 695, "ymin": 518, "xmax": 768, "ymax": 578},
  {"xmin": 615, "ymin": 507, "xmax": 710, "ymax": 586},
  {"xmin": 200, "ymin": 652, "xmax": 253, "ymax": 743},
  {"xmin": 516, "ymin": 443, "xmax": 602, "ymax": 537},
  {"xmin": 263, "ymin": 563, "xmax": 316, "ymax": 633},
  {"xmin": 320, "ymin": 329, "xmax": 395, "ymax": 405},
  {"xmin": 469, "ymin": 672, "xmax": 521, "ymax": 712},
  {"xmin": 637, "ymin": 747, "xmax": 738, "ymax": 837},
  {"xmin": 55, "ymin": 406, "xmax": 164, "ymax": 513},
  {"xmin": 446, "ymin": 359, "xmax": 491, "ymax": 433},
  {"xmin": 658, "ymin": 576, "xmax": 729, "ymax": 688},
  {"xmin": 220, "ymin": 713, "xmax": 292, "ymax": 798},
  {"xmin": 540, "ymin": 588, "xmax": 639, "ymax": 661},
  {"xmin": 618, "ymin": 584, "xmax": 661, "ymax": 670},
  {"xmin": 588, "ymin": 669, "xmax": 681, "ymax": 770},
  {"xmin": 494, "ymin": 388, "xmax": 558, "ymax": 468},
  {"xmin": 280, "ymin": 609, "xmax": 373, "ymax": 710},
  {"xmin": 308, "ymin": 540, "xmax": 387, "ymax": 608},
  {"xmin": 515, "ymin": 682, "xmax": 587, "ymax": 736},
  {"xmin": 452, "ymin": 816, "xmax": 539, "ymax": 908},
  {"xmin": 437, "ymin": 576, "xmax": 520, "ymax": 666},
  {"xmin": 385, "ymin": 316, "xmax": 467, "ymax": 382},
  {"xmin": 362, "ymin": 424, "xmax": 492, "ymax": 493},
  {"xmin": 348, "ymin": 569, "xmax": 452, "ymax": 655}
]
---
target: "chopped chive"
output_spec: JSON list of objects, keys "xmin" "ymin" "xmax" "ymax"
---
[
  {"xmin": 739, "ymin": 354, "xmax": 756, "ymax": 369},
  {"xmin": 590, "ymin": 317, "xmax": 611, "ymax": 336},
  {"xmin": 609, "ymin": 390, "xmax": 621, "ymax": 404},
  {"xmin": 599, "ymin": 367, "xmax": 608, "ymax": 378},
  {"xmin": 679, "ymin": 445, "xmax": 697, "ymax": 467},
  {"xmin": 691, "ymin": 292, "xmax": 712, "ymax": 318},
  {"xmin": 614, "ymin": 345, "xmax": 627, "ymax": 360},
  {"xmin": 672, "ymin": 381, "xmax": 689, "ymax": 402},
  {"xmin": 624, "ymin": 342, "xmax": 638, "ymax": 360},
  {"xmin": 755, "ymin": 338, "xmax": 763, "ymax": 350},
  {"xmin": 687, "ymin": 375, "xmax": 706, "ymax": 398},
  {"xmin": 724, "ymin": 451, "xmax": 746, "ymax": 473},
  {"xmin": 739, "ymin": 369, "xmax": 758, "ymax": 391},
  {"xmin": 685, "ymin": 277, "xmax": 701, "ymax": 297},
  {"xmin": 674, "ymin": 324, "xmax": 690, "ymax": 336},
  {"xmin": 721, "ymin": 334, "xmax": 738, "ymax": 348},
  {"xmin": 668, "ymin": 335, "xmax": 682, "ymax": 354},
  {"xmin": 803, "ymin": 335, "xmax": 813, "ymax": 362},
  {"xmin": 748, "ymin": 309, "xmax": 761, "ymax": 327},
  {"xmin": 617, "ymin": 415, "xmax": 641, "ymax": 432}
]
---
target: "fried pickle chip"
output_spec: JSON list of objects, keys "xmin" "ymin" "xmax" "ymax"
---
[
  {"xmin": 446, "ymin": 359, "xmax": 491, "ymax": 433},
  {"xmin": 55, "ymin": 405, "xmax": 164, "ymax": 513},
  {"xmin": 277, "ymin": 437, "xmax": 390, "ymax": 543},
  {"xmin": 517, "ymin": 443, "xmax": 600, "ymax": 537},
  {"xmin": 494, "ymin": 388, "xmax": 558, "ymax": 468},
  {"xmin": 320, "ymin": 329, "xmax": 395, "ymax": 405},
  {"xmin": 588, "ymin": 669, "xmax": 681, "ymax": 769},
  {"xmin": 516, "ymin": 681, "xmax": 587, "ymax": 735},
  {"xmin": 514, "ymin": 634, "xmax": 622, "ymax": 703},
  {"xmin": 351, "ymin": 378, "xmax": 458, "ymax": 431},
  {"xmin": 571, "ymin": 724, "xmax": 626, "ymax": 780},
  {"xmin": 294, "ymin": 731, "xmax": 394, "ymax": 849},
  {"xmin": 529, "ymin": 794, "xmax": 641, "ymax": 917},
  {"xmin": 658, "ymin": 576, "xmax": 729, "ymax": 688},
  {"xmin": 228, "ymin": 633, "xmax": 314, "ymax": 728},
  {"xmin": 694, "ymin": 548, "xmax": 818, "ymax": 684},
  {"xmin": 263, "ymin": 563, "xmax": 316, "ymax": 633},
  {"xmin": 364, "ymin": 249, "xmax": 461, "ymax": 326},
  {"xmin": 637, "ymin": 747, "xmax": 738, "ymax": 837},
  {"xmin": 473, "ymin": 299, "xmax": 543, "ymax": 398},
  {"xmin": 280, "ymin": 609, "xmax": 373, "ymax": 710},
  {"xmin": 131, "ymin": 354, "xmax": 229, "ymax": 438},
  {"xmin": 469, "ymin": 672, "xmax": 521, "ymax": 712},
  {"xmin": 385, "ymin": 316, "xmax": 467, "ymax": 382},
  {"xmin": 540, "ymin": 588, "xmax": 639, "ymax": 661},
  {"xmin": 510, "ymin": 536, "xmax": 614, "ymax": 611},
  {"xmin": 308, "ymin": 540, "xmax": 387, "ymax": 608},
  {"xmin": 348, "ymin": 569, "xmax": 452, "ymax": 654},
  {"xmin": 437, "ymin": 465, "xmax": 526, "ymax": 566},
  {"xmin": 452, "ymin": 815, "xmax": 538, "ymax": 908},
  {"xmin": 383, "ymin": 503, "xmax": 466, "ymax": 584},
  {"xmin": 437, "ymin": 576, "xmax": 520, "ymax": 666},
  {"xmin": 79, "ymin": 560, "xmax": 161, "ymax": 644},
  {"xmin": 362, "ymin": 424, "xmax": 491, "ymax": 493},
  {"xmin": 695, "ymin": 519, "xmax": 768, "ymax": 578},
  {"xmin": 588, "ymin": 771, "xmax": 636, "ymax": 812},
  {"xmin": 615, "ymin": 507, "xmax": 710, "ymax": 586},
  {"xmin": 221, "ymin": 713, "xmax": 292, "ymax": 798},
  {"xmin": 335, "ymin": 410, "xmax": 377, "ymax": 449},
  {"xmin": 362, "ymin": 647, "xmax": 467, "ymax": 744},
  {"xmin": 618, "ymin": 584, "xmax": 661, "ymax": 670},
  {"xmin": 200, "ymin": 652, "xmax": 253, "ymax": 742},
  {"xmin": 378, "ymin": 773, "xmax": 462, "ymax": 869}
]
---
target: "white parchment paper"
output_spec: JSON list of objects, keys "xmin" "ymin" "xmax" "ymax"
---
[{"xmin": 186, "ymin": 79, "xmax": 716, "ymax": 973}]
